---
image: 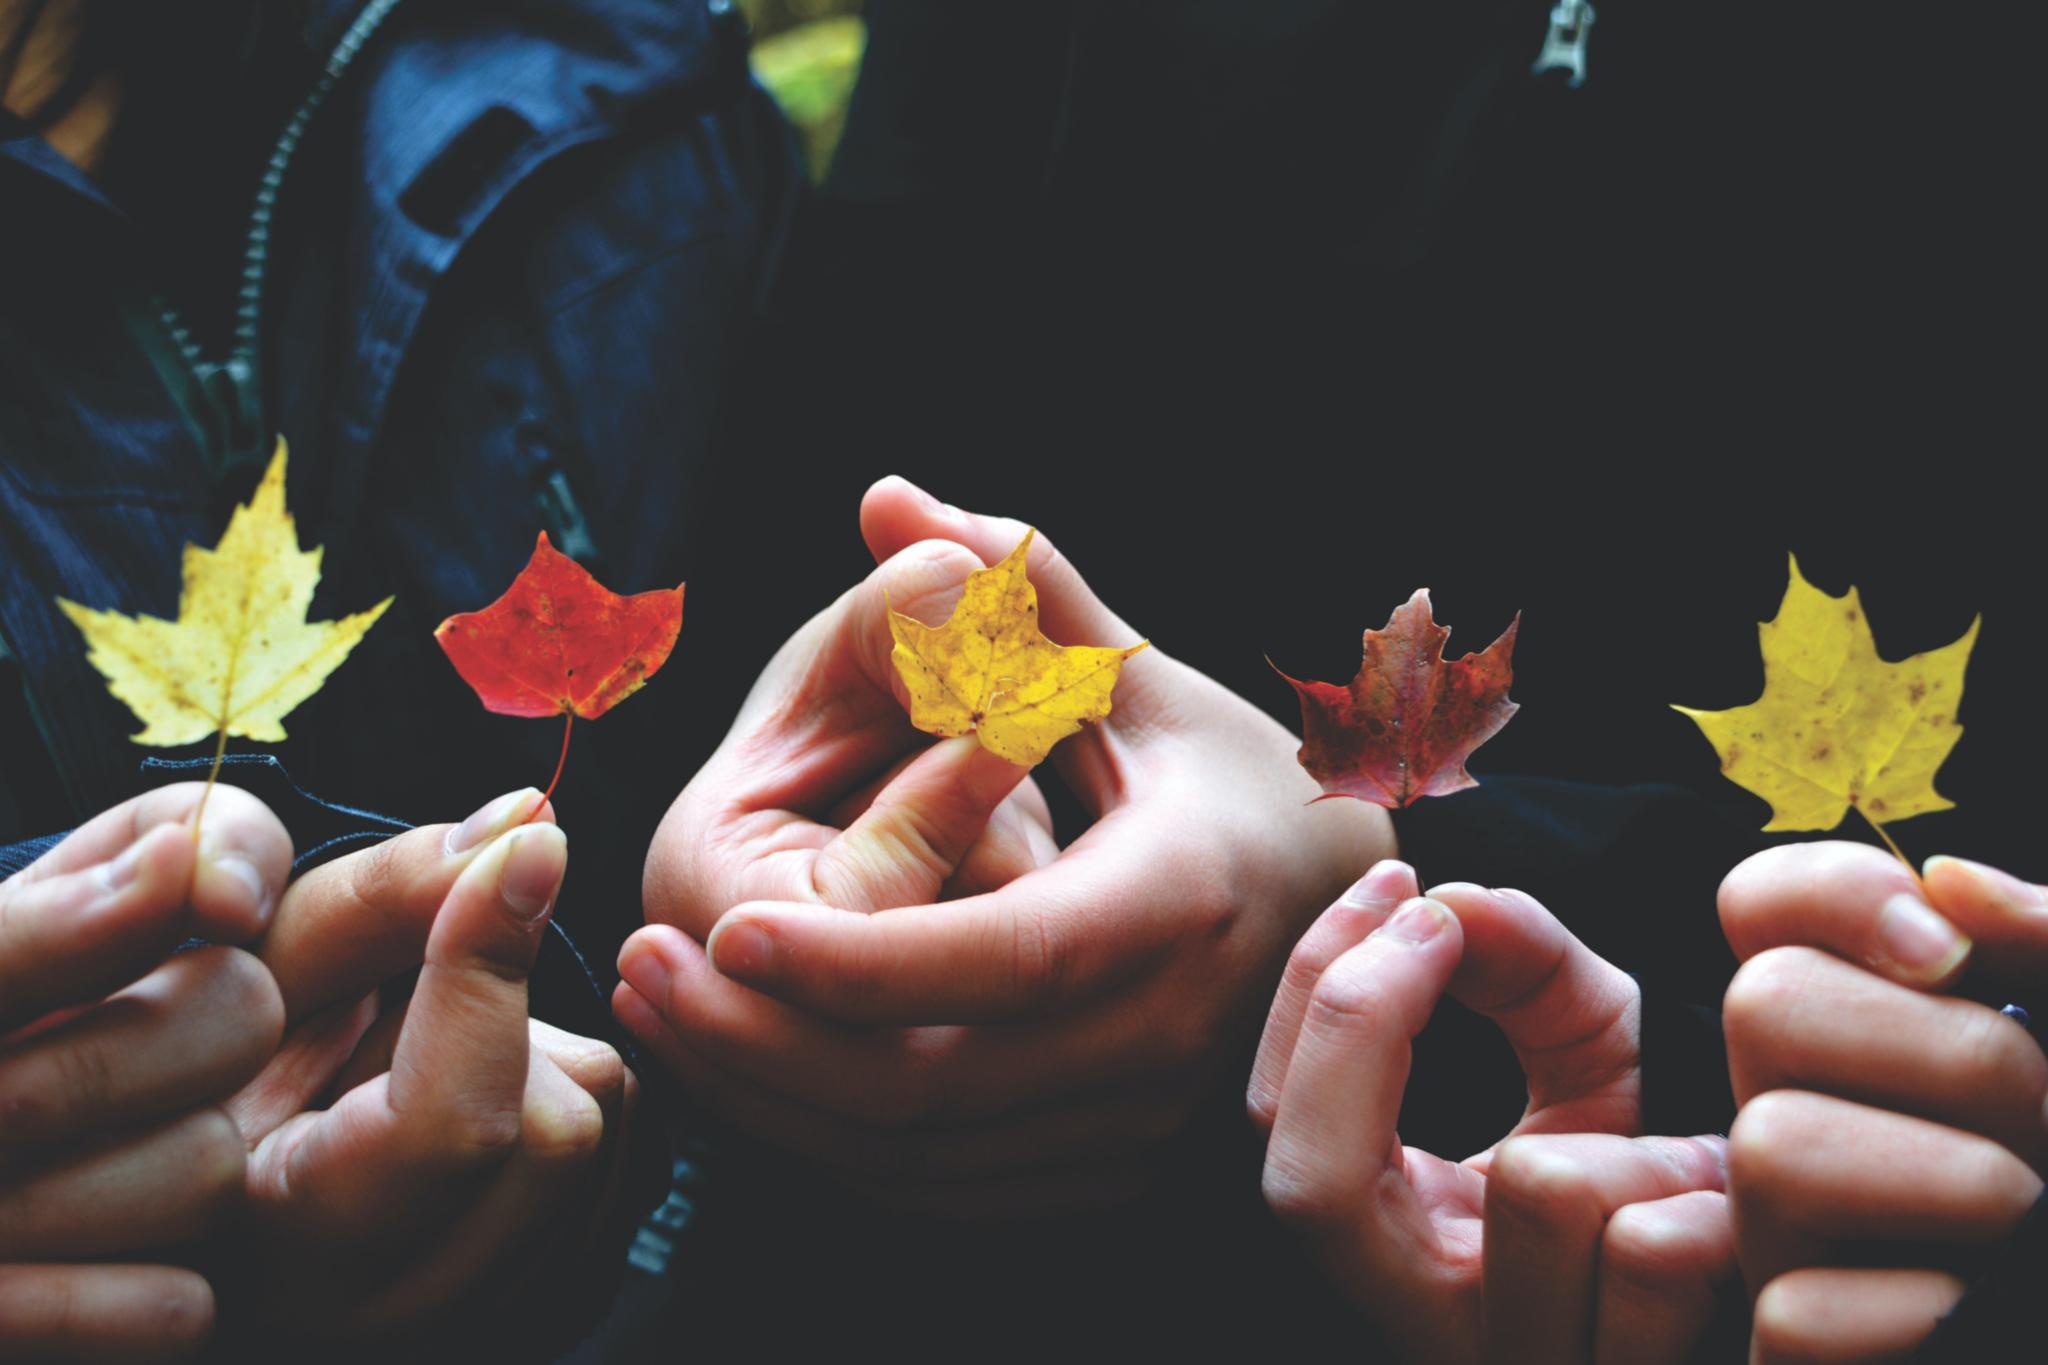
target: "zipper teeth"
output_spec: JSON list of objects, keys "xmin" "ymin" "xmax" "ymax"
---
[{"xmin": 160, "ymin": 0, "xmax": 404, "ymax": 372}]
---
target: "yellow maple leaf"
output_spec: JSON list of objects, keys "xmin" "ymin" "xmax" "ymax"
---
[
  {"xmin": 1674, "ymin": 556, "xmax": 1978, "ymax": 839},
  {"xmin": 57, "ymin": 440, "xmax": 392, "ymax": 761},
  {"xmin": 888, "ymin": 530, "xmax": 1148, "ymax": 767}
]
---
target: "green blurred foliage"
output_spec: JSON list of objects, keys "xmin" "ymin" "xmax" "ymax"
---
[{"xmin": 741, "ymin": 0, "xmax": 866, "ymax": 181}]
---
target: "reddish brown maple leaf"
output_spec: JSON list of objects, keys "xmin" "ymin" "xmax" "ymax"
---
[
  {"xmin": 1275, "ymin": 589, "xmax": 1519, "ymax": 808},
  {"xmin": 435, "ymin": 532, "xmax": 684, "ymax": 801}
]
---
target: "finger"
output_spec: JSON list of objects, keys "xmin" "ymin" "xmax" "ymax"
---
[
  {"xmin": 612, "ymin": 981, "xmax": 1192, "ymax": 1183},
  {"xmin": 1724, "ymin": 946, "xmax": 2048, "ymax": 1163},
  {"xmin": 0, "ymin": 825, "xmax": 195, "ymax": 1036},
  {"xmin": 1482, "ymin": 1133, "xmax": 1729, "ymax": 1365},
  {"xmin": 258, "ymin": 788, "xmax": 549, "ymax": 1022},
  {"xmin": 940, "ymin": 787, "xmax": 1061, "ymax": 900},
  {"xmin": 1427, "ymin": 884, "xmax": 1641, "ymax": 1127},
  {"xmin": 386, "ymin": 824, "xmax": 563, "ymax": 1141},
  {"xmin": 527, "ymin": 1020, "xmax": 628, "ymax": 1105},
  {"xmin": 620, "ymin": 925, "xmax": 1196, "ymax": 1125},
  {"xmin": 1594, "ymin": 1189, "xmax": 1737, "ymax": 1365},
  {"xmin": 0, "ymin": 948, "xmax": 283, "ymax": 1148},
  {"xmin": 224, "ymin": 993, "xmax": 379, "ymax": 1146},
  {"xmin": 1921, "ymin": 855, "xmax": 2048, "ymax": 979},
  {"xmin": 0, "ymin": 782, "xmax": 292, "ymax": 944},
  {"xmin": 0, "ymin": 1108, "xmax": 244, "ymax": 1259},
  {"xmin": 0, "ymin": 1264, "xmax": 215, "ymax": 1362},
  {"xmin": 701, "ymin": 806, "xmax": 1192, "ymax": 1023},
  {"xmin": 1719, "ymin": 842, "xmax": 1970, "ymax": 989},
  {"xmin": 1728, "ymin": 1091, "xmax": 2043, "ymax": 1287},
  {"xmin": 1247, "ymin": 860, "xmax": 1420, "ymax": 1133},
  {"xmin": 1259, "ymin": 899, "xmax": 1463, "ymax": 1276},
  {"xmin": 1751, "ymin": 1267, "xmax": 1965, "ymax": 1365},
  {"xmin": 808, "ymin": 737, "xmax": 1030, "ymax": 912},
  {"xmin": 859, "ymin": 477, "xmax": 1143, "ymax": 653}
]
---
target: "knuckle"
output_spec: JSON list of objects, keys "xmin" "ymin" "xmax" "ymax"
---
[
  {"xmin": 443, "ymin": 1103, "xmax": 526, "ymax": 1164},
  {"xmin": 1601, "ymin": 1204, "xmax": 1709, "ymax": 1289},
  {"xmin": 1722, "ymin": 947, "xmax": 1824, "ymax": 1051},
  {"xmin": 1486, "ymin": 1136, "xmax": 1598, "ymax": 1227},
  {"xmin": 1727, "ymin": 1092, "xmax": 1811, "ymax": 1199},
  {"xmin": 188, "ymin": 1107, "xmax": 249, "ymax": 1202},
  {"xmin": 1749, "ymin": 1275, "xmax": 1818, "ymax": 1362},
  {"xmin": 1302, "ymin": 968, "xmax": 1393, "ymax": 1040},
  {"xmin": 527, "ymin": 1088, "xmax": 607, "ymax": 1166},
  {"xmin": 1958, "ymin": 1007, "xmax": 2048, "ymax": 1109},
  {"xmin": 1007, "ymin": 905, "xmax": 1074, "ymax": 1007}
]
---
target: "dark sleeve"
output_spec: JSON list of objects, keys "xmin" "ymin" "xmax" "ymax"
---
[{"xmin": 0, "ymin": 832, "xmax": 63, "ymax": 879}]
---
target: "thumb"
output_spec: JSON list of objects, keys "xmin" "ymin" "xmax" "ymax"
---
[
  {"xmin": 797, "ymin": 736, "xmax": 1029, "ymax": 915},
  {"xmin": 860, "ymin": 477, "xmax": 1144, "ymax": 657}
]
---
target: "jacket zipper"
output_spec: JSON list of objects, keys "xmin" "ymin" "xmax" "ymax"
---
[
  {"xmin": 150, "ymin": 0, "xmax": 403, "ymax": 470},
  {"xmin": 1531, "ymin": 0, "xmax": 1596, "ymax": 88}
]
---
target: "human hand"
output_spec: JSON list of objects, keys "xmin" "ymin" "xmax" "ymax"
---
[
  {"xmin": 219, "ymin": 791, "xmax": 637, "ymax": 1342},
  {"xmin": 619, "ymin": 479, "xmax": 1391, "ymax": 1215},
  {"xmin": 1, "ymin": 783, "xmax": 291, "ymax": 1361},
  {"xmin": 1719, "ymin": 842, "xmax": 2048, "ymax": 1363},
  {"xmin": 1254, "ymin": 863, "xmax": 1735, "ymax": 1364}
]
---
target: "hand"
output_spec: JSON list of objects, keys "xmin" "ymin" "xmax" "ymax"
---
[
  {"xmin": 619, "ymin": 479, "xmax": 1391, "ymax": 1215},
  {"xmin": 1719, "ymin": 842, "xmax": 2048, "ymax": 1364},
  {"xmin": 219, "ymin": 791, "xmax": 636, "ymax": 1342},
  {"xmin": 1253, "ymin": 863, "xmax": 1735, "ymax": 1365},
  {"xmin": 1, "ymin": 783, "xmax": 291, "ymax": 1361}
]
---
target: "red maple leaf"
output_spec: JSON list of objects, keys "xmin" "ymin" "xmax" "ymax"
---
[
  {"xmin": 1274, "ymin": 589, "xmax": 1519, "ymax": 808},
  {"xmin": 435, "ymin": 532, "xmax": 684, "ymax": 803}
]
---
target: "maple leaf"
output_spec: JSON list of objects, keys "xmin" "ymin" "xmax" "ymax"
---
[
  {"xmin": 58, "ymin": 440, "xmax": 392, "ymax": 821},
  {"xmin": 1674, "ymin": 556, "xmax": 1978, "ymax": 847},
  {"xmin": 887, "ymin": 530, "xmax": 1148, "ymax": 767},
  {"xmin": 1274, "ymin": 589, "xmax": 1520, "ymax": 808},
  {"xmin": 435, "ymin": 531, "xmax": 684, "ymax": 801}
]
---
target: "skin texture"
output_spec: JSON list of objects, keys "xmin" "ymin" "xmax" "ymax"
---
[
  {"xmin": 619, "ymin": 478, "xmax": 1392, "ymax": 1215},
  {"xmin": 226, "ymin": 789, "xmax": 637, "ymax": 1342},
  {"xmin": 0, "ymin": 783, "xmax": 291, "ymax": 1363},
  {"xmin": 1252, "ymin": 863, "xmax": 1737, "ymax": 1364},
  {"xmin": 1718, "ymin": 842, "xmax": 2048, "ymax": 1363}
]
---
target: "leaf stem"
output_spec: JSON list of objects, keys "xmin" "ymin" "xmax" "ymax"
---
[
  {"xmin": 1855, "ymin": 804, "xmax": 1915, "ymax": 876},
  {"xmin": 537, "ymin": 711, "xmax": 573, "ymax": 813},
  {"xmin": 190, "ymin": 726, "xmax": 230, "ymax": 842}
]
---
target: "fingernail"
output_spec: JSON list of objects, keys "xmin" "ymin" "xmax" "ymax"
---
[
  {"xmin": 205, "ymin": 853, "xmax": 269, "ymax": 918},
  {"xmin": 497, "ymin": 824, "xmax": 566, "ymax": 923},
  {"xmin": 1925, "ymin": 856, "xmax": 2047, "ymax": 919},
  {"xmin": 708, "ymin": 917, "xmax": 774, "ymax": 980},
  {"xmin": 449, "ymin": 788, "xmax": 543, "ymax": 855},
  {"xmin": 1875, "ymin": 892, "xmax": 1970, "ymax": 981},
  {"xmin": 618, "ymin": 938, "xmax": 672, "ymax": 1004},
  {"xmin": 1340, "ymin": 861, "xmax": 1414, "ymax": 909},
  {"xmin": 98, "ymin": 835, "xmax": 153, "ymax": 893},
  {"xmin": 1381, "ymin": 897, "xmax": 1452, "ymax": 944}
]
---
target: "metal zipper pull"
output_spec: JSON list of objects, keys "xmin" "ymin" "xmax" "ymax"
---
[{"xmin": 1531, "ymin": 0, "xmax": 1597, "ymax": 89}]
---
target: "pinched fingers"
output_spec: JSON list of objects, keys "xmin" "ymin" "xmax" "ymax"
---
[
  {"xmin": 1749, "ymin": 1267, "xmax": 1966, "ymax": 1365},
  {"xmin": 0, "ymin": 1263, "xmax": 217, "ymax": 1362},
  {"xmin": 1247, "ymin": 860, "xmax": 1420, "ymax": 1133},
  {"xmin": 248, "ymin": 825, "xmax": 566, "ymax": 1237},
  {"xmin": 1728, "ymin": 1091, "xmax": 2043, "ymax": 1289},
  {"xmin": 1724, "ymin": 946, "xmax": 2048, "ymax": 1165},
  {"xmin": 0, "ymin": 947, "xmax": 282, "ymax": 1148},
  {"xmin": 0, "ymin": 782, "xmax": 292, "ymax": 951},
  {"xmin": 258, "ymin": 788, "xmax": 550, "ymax": 1022},
  {"xmin": 1719, "ymin": 842, "xmax": 1971, "ymax": 989},
  {"xmin": 1479, "ymin": 1133, "xmax": 1729, "ymax": 1365}
]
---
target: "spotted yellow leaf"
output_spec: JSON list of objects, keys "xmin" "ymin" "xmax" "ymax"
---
[
  {"xmin": 1674, "ymin": 556, "xmax": 1978, "ymax": 833},
  {"xmin": 888, "ymin": 531, "xmax": 1148, "ymax": 767},
  {"xmin": 58, "ymin": 440, "xmax": 391, "ymax": 751}
]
